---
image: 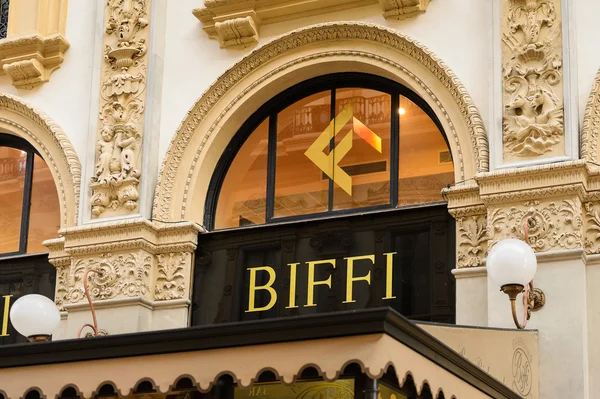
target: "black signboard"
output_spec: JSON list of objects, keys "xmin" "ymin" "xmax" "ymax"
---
[{"xmin": 192, "ymin": 205, "xmax": 455, "ymax": 326}]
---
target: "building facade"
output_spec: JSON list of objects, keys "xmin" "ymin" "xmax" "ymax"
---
[{"xmin": 0, "ymin": 0, "xmax": 598, "ymax": 398}]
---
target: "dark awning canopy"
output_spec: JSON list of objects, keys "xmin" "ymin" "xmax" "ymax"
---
[{"xmin": 0, "ymin": 309, "xmax": 520, "ymax": 399}]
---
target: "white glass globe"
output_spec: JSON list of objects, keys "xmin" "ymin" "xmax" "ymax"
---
[
  {"xmin": 487, "ymin": 238, "xmax": 537, "ymax": 288},
  {"xmin": 9, "ymin": 294, "xmax": 60, "ymax": 339}
]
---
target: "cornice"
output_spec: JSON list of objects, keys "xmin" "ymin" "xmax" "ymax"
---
[
  {"xmin": 0, "ymin": 33, "xmax": 70, "ymax": 89},
  {"xmin": 193, "ymin": 0, "xmax": 431, "ymax": 48},
  {"xmin": 477, "ymin": 160, "xmax": 590, "ymax": 202}
]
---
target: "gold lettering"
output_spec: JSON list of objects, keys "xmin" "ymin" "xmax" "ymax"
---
[
  {"xmin": 1, "ymin": 295, "xmax": 12, "ymax": 336},
  {"xmin": 383, "ymin": 252, "xmax": 397, "ymax": 300},
  {"xmin": 286, "ymin": 263, "xmax": 299, "ymax": 309},
  {"xmin": 343, "ymin": 254, "xmax": 374, "ymax": 303},
  {"xmin": 305, "ymin": 259, "xmax": 336, "ymax": 307},
  {"xmin": 245, "ymin": 267, "xmax": 277, "ymax": 313}
]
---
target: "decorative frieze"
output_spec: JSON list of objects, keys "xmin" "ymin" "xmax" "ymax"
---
[
  {"xmin": 47, "ymin": 219, "xmax": 202, "ymax": 312},
  {"xmin": 487, "ymin": 199, "xmax": 582, "ymax": 253},
  {"xmin": 502, "ymin": 0, "xmax": 564, "ymax": 162},
  {"xmin": 90, "ymin": 0, "xmax": 150, "ymax": 218}
]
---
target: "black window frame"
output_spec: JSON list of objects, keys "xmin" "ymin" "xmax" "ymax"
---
[
  {"xmin": 0, "ymin": 133, "xmax": 43, "ymax": 257},
  {"xmin": 205, "ymin": 72, "xmax": 452, "ymax": 231}
]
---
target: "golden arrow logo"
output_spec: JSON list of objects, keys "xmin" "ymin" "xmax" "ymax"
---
[{"xmin": 304, "ymin": 103, "xmax": 382, "ymax": 196}]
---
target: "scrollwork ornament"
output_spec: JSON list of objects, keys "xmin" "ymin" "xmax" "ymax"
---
[
  {"xmin": 488, "ymin": 200, "xmax": 582, "ymax": 252},
  {"xmin": 56, "ymin": 253, "xmax": 151, "ymax": 305}
]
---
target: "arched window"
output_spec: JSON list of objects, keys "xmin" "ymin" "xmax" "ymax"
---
[
  {"xmin": 0, "ymin": 133, "xmax": 60, "ymax": 256},
  {"xmin": 207, "ymin": 73, "xmax": 454, "ymax": 230},
  {"xmin": 193, "ymin": 74, "xmax": 456, "ymax": 326}
]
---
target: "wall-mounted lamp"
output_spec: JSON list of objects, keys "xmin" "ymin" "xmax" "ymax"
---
[
  {"xmin": 487, "ymin": 232, "xmax": 546, "ymax": 329},
  {"xmin": 10, "ymin": 294, "xmax": 60, "ymax": 342}
]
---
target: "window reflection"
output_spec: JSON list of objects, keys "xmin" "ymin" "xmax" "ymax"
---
[
  {"xmin": 398, "ymin": 96, "xmax": 454, "ymax": 206},
  {"xmin": 274, "ymin": 91, "xmax": 330, "ymax": 218},
  {"xmin": 333, "ymin": 88, "xmax": 391, "ymax": 210},
  {"xmin": 0, "ymin": 147, "xmax": 26, "ymax": 254},
  {"xmin": 215, "ymin": 118, "xmax": 269, "ymax": 229},
  {"xmin": 27, "ymin": 154, "xmax": 60, "ymax": 253},
  {"xmin": 0, "ymin": 139, "xmax": 61, "ymax": 256},
  {"xmin": 211, "ymin": 77, "xmax": 455, "ymax": 230}
]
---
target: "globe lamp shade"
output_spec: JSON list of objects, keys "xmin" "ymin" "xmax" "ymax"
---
[
  {"xmin": 9, "ymin": 294, "xmax": 60, "ymax": 342},
  {"xmin": 487, "ymin": 238, "xmax": 537, "ymax": 288}
]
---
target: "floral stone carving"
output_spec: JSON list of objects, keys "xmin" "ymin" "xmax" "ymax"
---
[
  {"xmin": 90, "ymin": 0, "xmax": 149, "ymax": 218},
  {"xmin": 154, "ymin": 253, "xmax": 187, "ymax": 300},
  {"xmin": 56, "ymin": 253, "xmax": 152, "ymax": 309},
  {"xmin": 457, "ymin": 214, "xmax": 488, "ymax": 268},
  {"xmin": 488, "ymin": 200, "xmax": 582, "ymax": 252},
  {"xmin": 502, "ymin": 0, "xmax": 564, "ymax": 161}
]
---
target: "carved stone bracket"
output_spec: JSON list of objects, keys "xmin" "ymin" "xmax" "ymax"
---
[
  {"xmin": 379, "ymin": 0, "xmax": 429, "ymax": 20},
  {"xmin": 501, "ymin": 0, "xmax": 565, "ymax": 162},
  {"xmin": 0, "ymin": 34, "xmax": 70, "ymax": 89},
  {"xmin": 193, "ymin": 0, "xmax": 432, "ymax": 48},
  {"xmin": 90, "ymin": 0, "xmax": 150, "ymax": 218}
]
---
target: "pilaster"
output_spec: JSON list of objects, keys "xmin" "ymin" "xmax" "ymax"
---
[
  {"xmin": 46, "ymin": 220, "xmax": 203, "ymax": 338},
  {"xmin": 89, "ymin": 0, "xmax": 151, "ymax": 219}
]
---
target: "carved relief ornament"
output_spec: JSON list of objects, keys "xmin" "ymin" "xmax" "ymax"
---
[
  {"xmin": 502, "ymin": 0, "xmax": 564, "ymax": 162},
  {"xmin": 90, "ymin": 0, "xmax": 150, "ymax": 218}
]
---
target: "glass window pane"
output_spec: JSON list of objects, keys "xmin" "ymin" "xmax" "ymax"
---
[
  {"xmin": 27, "ymin": 154, "xmax": 60, "ymax": 253},
  {"xmin": 274, "ymin": 91, "xmax": 330, "ymax": 218},
  {"xmin": 333, "ymin": 88, "xmax": 391, "ymax": 210},
  {"xmin": 215, "ymin": 118, "xmax": 269, "ymax": 229},
  {"xmin": 398, "ymin": 96, "xmax": 454, "ymax": 206},
  {"xmin": 0, "ymin": 147, "xmax": 26, "ymax": 254}
]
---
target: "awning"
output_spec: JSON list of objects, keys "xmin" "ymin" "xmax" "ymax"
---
[{"xmin": 0, "ymin": 309, "xmax": 521, "ymax": 399}]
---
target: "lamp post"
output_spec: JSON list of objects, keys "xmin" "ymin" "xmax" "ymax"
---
[
  {"xmin": 9, "ymin": 294, "xmax": 60, "ymax": 342},
  {"xmin": 487, "ymin": 238, "xmax": 545, "ymax": 329}
]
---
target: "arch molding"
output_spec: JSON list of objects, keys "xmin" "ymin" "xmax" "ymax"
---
[
  {"xmin": 154, "ymin": 22, "xmax": 488, "ymax": 223},
  {"xmin": 0, "ymin": 93, "xmax": 81, "ymax": 228}
]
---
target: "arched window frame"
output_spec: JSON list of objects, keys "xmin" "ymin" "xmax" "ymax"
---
[
  {"xmin": 205, "ymin": 73, "xmax": 452, "ymax": 230},
  {"xmin": 0, "ymin": 133, "xmax": 43, "ymax": 257}
]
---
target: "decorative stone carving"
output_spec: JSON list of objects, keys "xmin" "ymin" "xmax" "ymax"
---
[
  {"xmin": 378, "ymin": 0, "xmax": 429, "ymax": 20},
  {"xmin": 488, "ymin": 199, "xmax": 582, "ymax": 252},
  {"xmin": 154, "ymin": 22, "xmax": 488, "ymax": 221},
  {"xmin": 502, "ymin": 0, "xmax": 564, "ymax": 162},
  {"xmin": 194, "ymin": 0, "xmax": 432, "ymax": 48},
  {"xmin": 581, "ymin": 68, "xmax": 600, "ymax": 163},
  {"xmin": 584, "ymin": 202, "xmax": 600, "ymax": 254},
  {"xmin": 56, "ymin": 253, "xmax": 151, "ymax": 307},
  {"xmin": 90, "ymin": 0, "xmax": 150, "ymax": 218},
  {"xmin": 456, "ymin": 213, "xmax": 488, "ymax": 268},
  {"xmin": 0, "ymin": 34, "xmax": 70, "ymax": 89},
  {"xmin": 155, "ymin": 253, "xmax": 187, "ymax": 300}
]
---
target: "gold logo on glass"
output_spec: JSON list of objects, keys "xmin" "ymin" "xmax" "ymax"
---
[{"xmin": 304, "ymin": 103, "xmax": 382, "ymax": 196}]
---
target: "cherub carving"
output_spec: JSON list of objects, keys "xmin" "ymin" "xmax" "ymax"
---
[{"xmin": 93, "ymin": 126, "xmax": 116, "ymax": 185}]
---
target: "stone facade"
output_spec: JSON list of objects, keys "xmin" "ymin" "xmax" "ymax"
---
[{"xmin": 1, "ymin": 0, "xmax": 600, "ymax": 397}]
